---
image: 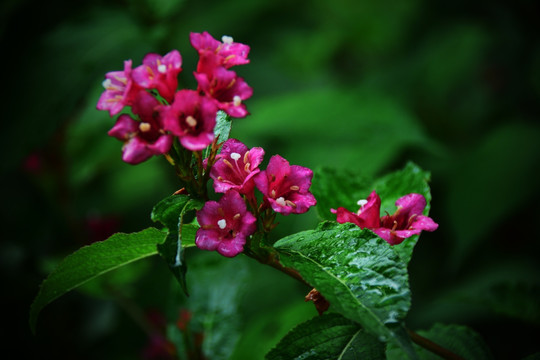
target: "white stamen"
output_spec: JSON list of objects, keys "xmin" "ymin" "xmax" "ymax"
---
[
  {"xmin": 233, "ymin": 95, "xmax": 242, "ymax": 107},
  {"xmin": 157, "ymin": 64, "xmax": 167, "ymax": 74},
  {"xmin": 102, "ymin": 78, "xmax": 112, "ymax": 89},
  {"xmin": 276, "ymin": 197, "xmax": 286, "ymax": 206},
  {"xmin": 221, "ymin": 35, "xmax": 234, "ymax": 44},
  {"xmin": 230, "ymin": 152, "xmax": 241, "ymax": 161},
  {"xmin": 139, "ymin": 122, "xmax": 151, "ymax": 132},
  {"xmin": 186, "ymin": 116, "xmax": 197, "ymax": 127},
  {"xmin": 217, "ymin": 219, "xmax": 227, "ymax": 229},
  {"xmin": 357, "ymin": 199, "xmax": 368, "ymax": 207}
]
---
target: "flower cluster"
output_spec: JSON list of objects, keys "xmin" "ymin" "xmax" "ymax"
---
[
  {"xmin": 97, "ymin": 32, "xmax": 252, "ymax": 164},
  {"xmin": 332, "ymin": 190, "xmax": 438, "ymax": 245},
  {"xmin": 196, "ymin": 139, "xmax": 317, "ymax": 257}
]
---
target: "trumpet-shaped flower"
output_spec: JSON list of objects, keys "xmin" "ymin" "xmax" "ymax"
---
[
  {"xmin": 254, "ymin": 155, "xmax": 316, "ymax": 215},
  {"xmin": 194, "ymin": 66, "xmax": 252, "ymax": 118},
  {"xmin": 108, "ymin": 91, "xmax": 172, "ymax": 164},
  {"xmin": 190, "ymin": 31, "xmax": 250, "ymax": 71},
  {"xmin": 132, "ymin": 50, "xmax": 182, "ymax": 103},
  {"xmin": 97, "ymin": 60, "xmax": 140, "ymax": 116},
  {"xmin": 210, "ymin": 139, "xmax": 265, "ymax": 195},
  {"xmin": 332, "ymin": 191, "xmax": 438, "ymax": 245},
  {"xmin": 159, "ymin": 90, "xmax": 218, "ymax": 151},
  {"xmin": 196, "ymin": 190, "xmax": 257, "ymax": 257},
  {"xmin": 374, "ymin": 193, "xmax": 439, "ymax": 245}
]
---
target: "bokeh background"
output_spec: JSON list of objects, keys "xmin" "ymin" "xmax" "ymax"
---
[{"xmin": 2, "ymin": 0, "xmax": 540, "ymax": 358}]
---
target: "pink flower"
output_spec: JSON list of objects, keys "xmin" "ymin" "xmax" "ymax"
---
[
  {"xmin": 196, "ymin": 190, "xmax": 257, "ymax": 257},
  {"xmin": 97, "ymin": 60, "xmax": 140, "ymax": 116},
  {"xmin": 332, "ymin": 191, "xmax": 439, "ymax": 245},
  {"xmin": 194, "ymin": 66, "xmax": 253, "ymax": 118},
  {"xmin": 254, "ymin": 155, "xmax": 317, "ymax": 215},
  {"xmin": 374, "ymin": 193, "xmax": 439, "ymax": 245},
  {"xmin": 210, "ymin": 139, "xmax": 265, "ymax": 195},
  {"xmin": 159, "ymin": 89, "xmax": 218, "ymax": 151},
  {"xmin": 190, "ymin": 32, "xmax": 250, "ymax": 71},
  {"xmin": 108, "ymin": 91, "xmax": 172, "ymax": 164},
  {"xmin": 132, "ymin": 50, "xmax": 182, "ymax": 103},
  {"xmin": 331, "ymin": 190, "xmax": 381, "ymax": 229}
]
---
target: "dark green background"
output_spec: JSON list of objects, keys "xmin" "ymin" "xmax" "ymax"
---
[{"xmin": 2, "ymin": 0, "xmax": 539, "ymax": 358}]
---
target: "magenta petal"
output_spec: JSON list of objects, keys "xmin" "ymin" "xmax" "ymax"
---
[
  {"xmin": 220, "ymin": 139, "xmax": 248, "ymax": 156},
  {"xmin": 357, "ymin": 190, "xmax": 382, "ymax": 229},
  {"xmin": 395, "ymin": 193, "xmax": 426, "ymax": 216},
  {"xmin": 108, "ymin": 114, "xmax": 138, "ymax": 140},
  {"xmin": 288, "ymin": 192, "xmax": 317, "ymax": 214},
  {"xmin": 217, "ymin": 237, "xmax": 246, "ymax": 257},
  {"xmin": 122, "ymin": 137, "xmax": 153, "ymax": 164},
  {"xmin": 180, "ymin": 132, "xmax": 215, "ymax": 151},
  {"xmin": 411, "ymin": 215, "xmax": 439, "ymax": 232},
  {"xmin": 148, "ymin": 134, "xmax": 173, "ymax": 154},
  {"xmin": 195, "ymin": 229, "xmax": 221, "ymax": 251}
]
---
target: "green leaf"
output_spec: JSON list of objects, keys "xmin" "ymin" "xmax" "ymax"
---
[
  {"xmin": 214, "ymin": 110, "xmax": 232, "ymax": 144},
  {"xmin": 151, "ymin": 194, "xmax": 203, "ymax": 295},
  {"xmin": 387, "ymin": 323, "xmax": 493, "ymax": 360},
  {"xmin": 167, "ymin": 252, "xmax": 250, "ymax": 360},
  {"xmin": 29, "ymin": 227, "xmax": 166, "ymax": 333},
  {"xmin": 274, "ymin": 222, "xmax": 416, "ymax": 358},
  {"xmin": 266, "ymin": 313, "xmax": 385, "ymax": 360},
  {"xmin": 312, "ymin": 162, "xmax": 432, "ymax": 265}
]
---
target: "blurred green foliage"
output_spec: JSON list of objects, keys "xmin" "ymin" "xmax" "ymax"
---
[{"xmin": 2, "ymin": 0, "xmax": 539, "ymax": 358}]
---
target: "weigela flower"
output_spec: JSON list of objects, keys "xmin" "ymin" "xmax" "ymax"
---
[
  {"xmin": 196, "ymin": 190, "xmax": 257, "ymax": 257},
  {"xmin": 108, "ymin": 91, "xmax": 172, "ymax": 164},
  {"xmin": 332, "ymin": 191, "xmax": 438, "ymax": 245},
  {"xmin": 97, "ymin": 60, "xmax": 141, "ymax": 116},
  {"xmin": 190, "ymin": 32, "xmax": 250, "ymax": 71},
  {"xmin": 331, "ymin": 190, "xmax": 381, "ymax": 229},
  {"xmin": 132, "ymin": 50, "xmax": 182, "ymax": 103},
  {"xmin": 210, "ymin": 139, "xmax": 265, "ymax": 195},
  {"xmin": 375, "ymin": 193, "xmax": 439, "ymax": 245},
  {"xmin": 194, "ymin": 66, "xmax": 253, "ymax": 118},
  {"xmin": 159, "ymin": 89, "xmax": 218, "ymax": 151},
  {"xmin": 254, "ymin": 155, "xmax": 317, "ymax": 215}
]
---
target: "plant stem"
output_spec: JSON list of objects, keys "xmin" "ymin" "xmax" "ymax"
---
[{"xmin": 407, "ymin": 328, "xmax": 465, "ymax": 360}]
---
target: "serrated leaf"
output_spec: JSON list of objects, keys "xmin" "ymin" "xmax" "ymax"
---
[
  {"xmin": 266, "ymin": 313, "xmax": 385, "ymax": 360},
  {"xmin": 214, "ymin": 110, "xmax": 232, "ymax": 144},
  {"xmin": 168, "ymin": 252, "xmax": 250, "ymax": 360},
  {"xmin": 387, "ymin": 323, "xmax": 493, "ymax": 360},
  {"xmin": 151, "ymin": 194, "xmax": 191, "ymax": 228},
  {"xmin": 152, "ymin": 194, "xmax": 203, "ymax": 295},
  {"xmin": 29, "ymin": 227, "xmax": 166, "ymax": 333},
  {"xmin": 274, "ymin": 222, "xmax": 416, "ymax": 358},
  {"xmin": 312, "ymin": 162, "xmax": 432, "ymax": 265}
]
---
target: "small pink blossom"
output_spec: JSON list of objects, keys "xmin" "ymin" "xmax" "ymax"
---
[
  {"xmin": 196, "ymin": 190, "xmax": 257, "ymax": 257},
  {"xmin": 194, "ymin": 66, "xmax": 252, "ymax": 118},
  {"xmin": 132, "ymin": 50, "xmax": 182, "ymax": 103},
  {"xmin": 210, "ymin": 139, "xmax": 265, "ymax": 195},
  {"xmin": 108, "ymin": 91, "xmax": 172, "ymax": 164},
  {"xmin": 332, "ymin": 191, "xmax": 438, "ymax": 245},
  {"xmin": 190, "ymin": 32, "xmax": 250, "ymax": 71},
  {"xmin": 97, "ymin": 60, "xmax": 140, "ymax": 116},
  {"xmin": 375, "ymin": 193, "xmax": 439, "ymax": 245},
  {"xmin": 331, "ymin": 190, "xmax": 381, "ymax": 229},
  {"xmin": 159, "ymin": 89, "xmax": 218, "ymax": 151},
  {"xmin": 254, "ymin": 155, "xmax": 317, "ymax": 215}
]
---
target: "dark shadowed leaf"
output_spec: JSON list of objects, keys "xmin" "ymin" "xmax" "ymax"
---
[
  {"xmin": 266, "ymin": 313, "xmax": 385, "ymax": 360},
  {"xmin": 151, "ymin": 194, "xmax": 203, "ymax": 295},
  {"xmin": 387, "ymin": 323, "xmax": 493, "ymax": 360},
  {"xmin": 29, "ymin": 227, "xmax": 166, "ymax": 333}
]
